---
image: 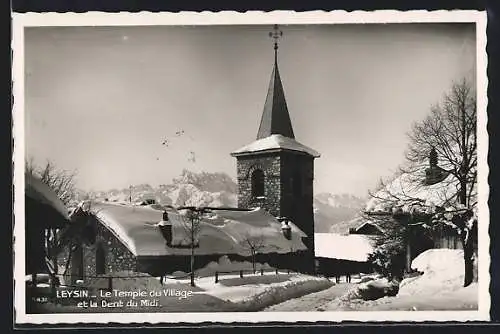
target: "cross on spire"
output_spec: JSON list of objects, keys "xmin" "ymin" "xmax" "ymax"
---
[{"xmin": 269, "ymin": 24, "xmax": 283, "ymax": 60}]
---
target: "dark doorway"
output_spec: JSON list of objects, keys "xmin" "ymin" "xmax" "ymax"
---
[
  {"xmin": 96, "ymin": 243, "xmax": 106, "ymax": 275},
  {"xmin": 70, "ymin": 244, "xmax": 84, "ymax": 284}
]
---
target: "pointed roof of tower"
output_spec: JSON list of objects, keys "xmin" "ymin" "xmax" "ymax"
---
[
  {"xmin": 256, "ymin": 25, "xmax": 295, "ymax": 140},
  {"xmin": 256, "ymin": 60, "xmax": 295, "ymax": 139},
  {"xmin": 231, "ymin": 25, "xmax": 320, "ymax": 159}
]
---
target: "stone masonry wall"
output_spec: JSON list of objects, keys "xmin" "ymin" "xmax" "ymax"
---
[
  {"xmin": 56, "ymin": 215, "xmax": 137, "ymax": 284},
  {"xmin": 236, "ymin": 151, "xmax": 316, "ymax": 258},
  {"xmin": 236, "ymin": 153, "xmax": 282, "ymax": 217},
  {"xmin": 84, "ymin": 218, "xmax": 137, "ymax": 276}
]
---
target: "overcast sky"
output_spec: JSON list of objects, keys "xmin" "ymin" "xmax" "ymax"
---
[{"xmin": 24, "ymin": 23, "xmax": 476, "ymax": 197}]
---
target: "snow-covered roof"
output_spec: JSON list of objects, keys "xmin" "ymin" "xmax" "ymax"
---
[
  {"xmin": 231, "ymin": 134, "xmax": 320, "ymax": 158},
  {"xmin": 85, "ymin": 202, "xmax": 307, "ymax": 257},
  {"xmin": 365, "ymin": 172, "xmax": 458, "ymax": 212},
  {"xmin": 314, "ymin": 233, "xmax": 375, "ymax": 262},
  {"xmin": 25, "ymin": 173, "xmax": 70, "ymax": 224},
  {"xmin": 354, "ymin": 221, "xmax": 384, "ymax": 235}
]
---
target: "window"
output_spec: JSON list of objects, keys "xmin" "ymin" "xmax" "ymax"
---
[
  {"xmin": 251, "ymin": 169, "xmax": 265, "ymax": 197},
  {"xmin": 96, "ymin": 243, "xmax": 106, "ymax": 275}
]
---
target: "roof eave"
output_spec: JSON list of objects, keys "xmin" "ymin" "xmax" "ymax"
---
[{"xmin": 231, "ymin": 148, "xmax": 320, "ymax": 158}]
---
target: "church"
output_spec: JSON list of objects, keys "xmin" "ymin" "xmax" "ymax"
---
[
  {"xmin": 48, "ymin": 25, "xmax": 320, "ymax": 283},
  {"xmin": 231, "ymin": 25, "xmax": 320, "ymax": 273}
]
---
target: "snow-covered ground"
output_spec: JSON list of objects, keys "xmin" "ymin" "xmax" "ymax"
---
[
  {"xmin": 266, "ymin": 249, "xmax": 477, "ymax": 312},
  {"xmin": 341, "ymin": 283, "xmax": 477, "ymax": 311},
  {"xmin": 165, "ymin": 271, "xmax": 333, "ymax": 311},
  {"xmin": 264, "ymin": 283, "xmax": 355, "ymax": 311},
  {"xmin": 29, "ymin": 271, "xmax": 333, "ymax": 313}
]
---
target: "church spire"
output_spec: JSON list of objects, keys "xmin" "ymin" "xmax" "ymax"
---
[{"xmin": 256, "ymin": 25, "xmax": 295, "ymax": 140}]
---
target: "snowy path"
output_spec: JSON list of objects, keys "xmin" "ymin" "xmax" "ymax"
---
[{"xmin": 263, "ymin": 283, "xmax": 355, "ymax": 311}]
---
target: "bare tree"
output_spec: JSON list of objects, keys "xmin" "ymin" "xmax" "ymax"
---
[
  {"xmin": 26, "ymin": 157, "xmax": 78, "ymax": 206},
  {"xmin": 367, "ymin": 78, "xmax": 478, "ymax": 287},
  {"xmin": 405, "ymin": 78, "xmax": 477, "ymax": 208},
  {"xmin": 26, "ymin": 157, "xmax": 79, "ymax": 284},
  {"xmin": 179, "ymin": 207, "xmax": 204, "ymax": 287},
  {"xmin": 242, "ymin": 234, "xmax": 266, "ymax": 274}
]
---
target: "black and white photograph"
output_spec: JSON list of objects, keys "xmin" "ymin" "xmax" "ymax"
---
[{"xmin": 12, "ymin": 10, "xmax": 489, "ymax": 324}]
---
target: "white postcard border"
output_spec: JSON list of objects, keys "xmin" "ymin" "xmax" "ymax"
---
[{"xmin": 12, "ymin": 10, "xmax": 490, "ymax": 324}]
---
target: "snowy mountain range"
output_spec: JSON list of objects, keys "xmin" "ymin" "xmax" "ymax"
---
[
  {"xmin": 81, "ymin": 169, "xmax": 238, "ymax": 208},
  {"xmin": 313, "ymin": 193, "xmax": 366, "ymax": 233},
  {"xmin": 82, "ymin": 170, "xmax": 365, "ymax": 233}
]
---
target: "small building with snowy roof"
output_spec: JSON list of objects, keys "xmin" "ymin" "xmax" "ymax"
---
[
  {"xmin": 348, "ymin": 221, "xmax": 384, "ymax": 236},
  {"xmin": 314, "ymin": 233, "xmax": 376, "ymax": 278},
  {"xmin": 56, "ymin": 201, "xmax": 307, "ymax": 283}
]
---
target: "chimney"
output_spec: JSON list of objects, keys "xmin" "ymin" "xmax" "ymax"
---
[
  {"xmin": 280, "ymin": 218, "xmax": 292, "ymax": 240},
  {"xmin": 157, "ymin": 211, "xmax": 173, "ymax": 246}
]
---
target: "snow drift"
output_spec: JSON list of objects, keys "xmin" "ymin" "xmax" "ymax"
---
[
  {"xmin": 398, "ymin": 248, "xmax": 465, "ymax": 296},
  {"xmin": 187, "ymin": 255, "xmax": 274, "ymax": 278},
  {"xmin": 331, "ymin": 249, "xmax": 477, "ymax": 311}
]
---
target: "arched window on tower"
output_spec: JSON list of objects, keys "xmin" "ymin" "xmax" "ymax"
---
[
  {"xmin": 251, "ymin": 169, "xmax": 265, "ymax": 197},
  {"xmin": 96, "ymin": 243, "xmax": 106, "ymax": 275}
]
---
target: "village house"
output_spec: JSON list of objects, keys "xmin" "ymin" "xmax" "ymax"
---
[{"xmin": 56, "ymin": 202, "xmax": 307, "ymax": 283}]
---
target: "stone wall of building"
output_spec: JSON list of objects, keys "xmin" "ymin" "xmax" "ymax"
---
[
  {"xmin": 56, "ymin": 215, "xmax": 137, "ymax": 284},
  {"xmin": 85, "ymin": 218, "xmax": 137, "ymax": 276},
  {"xmin": 279, "ymin": 152, "xmax": 315, "ymax": 238},
  {"xmin": 280, "ymin": 152, "xmax": 316, "ymax": 273},
  {"xmin": 236, "ymin": 153, "xmax": 282, "ymax": 216},
  {"xmin": 235, "ymin": 151, "xmax": 316, "ymax": 273}
]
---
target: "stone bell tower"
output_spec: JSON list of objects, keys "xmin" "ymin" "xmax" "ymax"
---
[{"xmin": 230, "ymin": 25, "xmax": 320, "ymax": 272}]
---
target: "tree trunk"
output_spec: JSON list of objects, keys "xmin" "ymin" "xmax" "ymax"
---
[
  {"xmin": 461, "ymin": 231, "xmax": 473, "ymax": 287},
  {"xmin": 62, "ymin": 246, "xmax": 73, "ymax": 276},
  {"xmin": 462, "ymin": 219, "xmax": 477, "ymax": 287},
  {"xmin": 190, "ymin": 240, "xmax": 195, "ymax": 287},
  {"xmin": 459, "ymin": 179, "xmax": 468, "ymax": 207},
  {"xmin": 47, "ymin": 228, "xmax": 59, "ymax": 288},
  {"xmin": 51, "ymin": 229, "xmax": 59, "ymax": 276},
  {"xmin": 457, "ymin": 173, "xmax": 474, "ymax": 287},
  {"xmin": 406, "ymin": 241, "xmax": 412, "ymax": 273},
  {"xmin": 252, "ymin": 251, "xmax": 256, "ymax": 274}
]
